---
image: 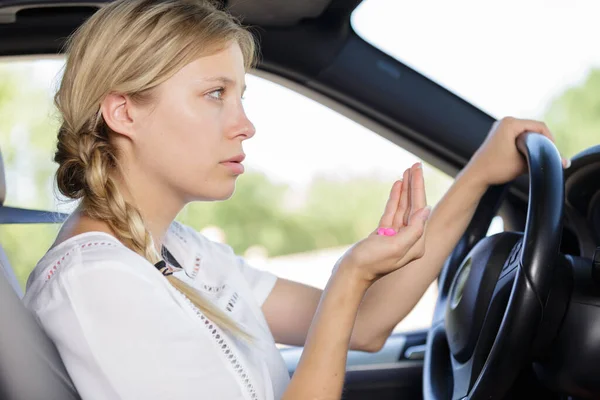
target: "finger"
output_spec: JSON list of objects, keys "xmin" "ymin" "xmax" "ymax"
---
[
  {"xmin": 514, "ymin": 118, "xmax": 554, "ymax": 141},
  {"xmin": 392, "ymin": 169, "xmax": 410, "ymax": 230},
  {"xmin": 511, "ymin": 119, "xmax": 571, "ymax": 168},
  {"xmin": 387, "ymin": 211, "xmax": 429, "ymax": 265},
  {"xmin": 378, "ymin": 179, "xmax": 403, "ymax": 228},
  {"xmin": 393, "ymin": 207, "xmax": 431, "ymax": 247},
  {"xmin": 408, "ymin": 163, "xmax": 427, "ymax": 222},
  {"xmin": 403, "ymin": 167, "xmax": 413, "ymax": 226},
  {"xmin": 393, "ymin": 206, "xmax": 431, "ymax": 261}
]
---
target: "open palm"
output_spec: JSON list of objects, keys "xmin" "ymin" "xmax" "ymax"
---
[{"xmin": 336, "ymin": 163, "xmax": 430, "ymax": 283}]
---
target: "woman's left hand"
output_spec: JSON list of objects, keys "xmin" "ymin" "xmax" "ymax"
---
[{"xmin": 466, "ymin": 117, "xmax": 570, "ymax": 186}]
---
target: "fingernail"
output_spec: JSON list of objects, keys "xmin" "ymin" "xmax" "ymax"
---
[
  {"xmin": 415, "ymin": 162, "xmax": 422, "ymax": 169},
  {"xmin": 564, "ymin": 158, "xmax": 571, "ymax": 169}
]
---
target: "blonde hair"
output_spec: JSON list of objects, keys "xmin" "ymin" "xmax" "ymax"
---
[{"xmin": 54, "ymin": 0, "xmax": 256, "ymax": 339}]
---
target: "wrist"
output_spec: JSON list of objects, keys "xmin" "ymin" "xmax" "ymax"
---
[
  {"xmin": 460, "ymin": 159, "xmax": 492, "ymax": 191},
  {"xmin": 332, "ymin": 258, "xmax": 373, "ymax": 293}
]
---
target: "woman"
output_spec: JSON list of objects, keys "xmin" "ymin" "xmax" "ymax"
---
[{"xmin": 23, "ymin": 0, "xmax": 567, "ymax": 399}]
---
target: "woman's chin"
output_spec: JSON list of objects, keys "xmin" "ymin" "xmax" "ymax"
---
[{"xmin": 192, "ymin": 181, "xmax": 237, "ymax": 202}]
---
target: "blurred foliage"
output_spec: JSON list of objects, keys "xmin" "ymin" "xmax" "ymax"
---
[
  {"xmin": 178, "ymin": 170, "xmax": 451, "ymax": 257},
  {"xmin": 544, "ymin": 69, "xmax": 600, "ymax": 158},
  {"xmin": 6, "ymin": 61, "xmax": 599, "ymax": 291},
  {"xmin": 0, "ymin": 62, "xmax": 61, "ymax": 289}
]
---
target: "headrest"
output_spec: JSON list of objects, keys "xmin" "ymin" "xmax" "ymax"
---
[{"xmin": 0, "ymin": 149, "xmax": 5, "ymax": 206}]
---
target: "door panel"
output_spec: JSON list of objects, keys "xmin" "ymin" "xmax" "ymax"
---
[{"xmin": 280, "ymin": 330, "xmax": 428, "ymax": 399}]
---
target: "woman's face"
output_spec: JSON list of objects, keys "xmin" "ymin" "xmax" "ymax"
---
[{"xmin": 130, "ymin": 42, "xmax": 255, "ymax": 203}]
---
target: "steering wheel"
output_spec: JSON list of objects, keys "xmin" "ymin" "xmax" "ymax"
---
[{"xmin": 423, "ymin": 132, "xmax": 565, "ymax": 400}]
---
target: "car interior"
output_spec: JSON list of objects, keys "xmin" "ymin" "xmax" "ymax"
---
[{"xmin": 1, "ymin": 0, "xmax": 600, "ymax": 399}]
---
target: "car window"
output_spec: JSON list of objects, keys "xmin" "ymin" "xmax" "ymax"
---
[
  {"xmin": 352, "ymin": 0, "xmax": 600, "ymax": 158},
  {"xmin": 181, "ymin": 73, "xmax": 458, "ymax": 333},
  {"xmin": 0, "ymin": 59, "xmax": 65, "ymax": 212},
  {"xmin": 0, "ymin": 59, "xmax": 66, "ymax": 290},
  {"xmin": 0, "ymin": 57, "xmax": 461, "ymax": 333}
]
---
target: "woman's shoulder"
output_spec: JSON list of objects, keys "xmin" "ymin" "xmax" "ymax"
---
[
  {"xmin": 24, "ymin": 232, "xmax": 156, "ymax": 309},
  {"xmin": 23, "ymin": 223, "xmax": 246, "ymax": 309}
]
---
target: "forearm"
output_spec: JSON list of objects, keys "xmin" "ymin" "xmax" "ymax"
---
[
  {"xmin": 283, "ymin": 265, "xmax": 370, "ymax": 400},
  {"xmin": 351, "ymin": 165, "xmax": 489, "ymax": 348}
]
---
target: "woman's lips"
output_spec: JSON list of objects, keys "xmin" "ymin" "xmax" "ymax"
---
[{"xmin": 220, "ymin": 161, "xmax": 245, "ymax": 175}]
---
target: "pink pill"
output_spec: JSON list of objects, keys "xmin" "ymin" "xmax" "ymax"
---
[{"xmin": 377, "ymin": 228, "xmax": 397, "ymax": 236}]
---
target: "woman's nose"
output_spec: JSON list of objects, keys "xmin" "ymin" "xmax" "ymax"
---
[{"xmin": 230, "ymin": 107, "xmax": 256, "ymax": 140}]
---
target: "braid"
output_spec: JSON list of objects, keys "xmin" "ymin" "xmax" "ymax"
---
[{"xmin": 56, "ymin": 116, "xmax": 156, "ymax": 261}]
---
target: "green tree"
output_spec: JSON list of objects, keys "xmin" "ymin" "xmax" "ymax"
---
[
  {"xmin": 177, "ymin": 165, "xmax": 452, "ymax": 258},
  {"xmin": 177, "ymin": 171, "xmax": 390, "ymax": 257},
  {"xmin": 0, "ymin": 62, "xmax": 61, "ymax": 288},
  {"xmin": 544, "ymin": 68, "xmax": 600, "ymax": 158}
]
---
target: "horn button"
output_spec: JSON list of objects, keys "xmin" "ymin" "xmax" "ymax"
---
[{"xmin": 445, "ymin": 233, "xmax": 521, "ymax": 363}]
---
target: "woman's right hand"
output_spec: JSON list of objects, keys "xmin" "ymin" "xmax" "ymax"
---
[
  {"xmin": 335, "ymin": 162, "xmax": 431, "ymax": 284},
  {"xmin": 284, "ymin": 162, "xmax": 430, "ymax": 400}
]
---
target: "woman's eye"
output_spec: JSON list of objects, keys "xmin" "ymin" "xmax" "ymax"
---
[{"xmin": 207, "ymin": 88, "xmax": 225, "ymax": 101}]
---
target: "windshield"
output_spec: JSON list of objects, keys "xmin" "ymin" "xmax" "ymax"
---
[{"xmin": 352, "ymin": 0, "xmax": 600, "ymax": 158}]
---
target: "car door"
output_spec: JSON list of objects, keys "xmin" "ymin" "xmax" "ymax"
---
[{"xmin": 281, "ymin": 330, "xmax": 427, "ymax": 399}]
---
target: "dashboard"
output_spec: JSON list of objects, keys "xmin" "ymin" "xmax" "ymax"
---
[{"xmin": 561, "ymin": 145, "xmax": 600, "ymax": 258}]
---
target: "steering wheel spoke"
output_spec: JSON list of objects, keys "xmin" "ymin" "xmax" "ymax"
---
[{"xmin": 449, "ymin": 353, "xmax": 475, "ymax": 399}]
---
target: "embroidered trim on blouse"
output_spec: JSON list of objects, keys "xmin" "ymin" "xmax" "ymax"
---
[
  {"xmin": 175, "ymin": 290, "xmax": 258, "ymax": 400},
  {"xmin": 169, "ymin": 223, "xmax": 188, "ymax": 244},
  {"xmin": 200, "ymin": 283, "xmax": 226, "ymax": 294},
  {"xmin": 226, "ymin": 291, "xmax": 240, "ymax": 313},
  {"xmin": 167, "ymin": 224, "xmax": 257, "ymax": 398},
  {"xmin": 45, "ymin": 241, "xmax": 117, "ymax": 282},
  {"xmin": 190, "ymin": 255, "xmax": 202, "ymax": 279}
]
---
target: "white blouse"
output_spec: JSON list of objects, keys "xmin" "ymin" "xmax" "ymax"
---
[{"xmin": 24, "ymin": 222, "xmax": 290, "ymax": 400}]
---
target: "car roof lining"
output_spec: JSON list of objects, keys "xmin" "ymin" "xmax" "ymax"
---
[
  {"xmin": 0, "ymin": 0, "xmax": 334, "ymax": 26},
  {"xmin": 227, "ymin": 0, "xmax": 332, "ymax": 26}
]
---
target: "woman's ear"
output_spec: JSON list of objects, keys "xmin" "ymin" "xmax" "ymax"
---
[{"xmin": 100, "ymin": 93, "xmax": 136, "ymax": 140}]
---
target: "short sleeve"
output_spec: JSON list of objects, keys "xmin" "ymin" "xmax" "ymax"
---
[
  {"xmin": 235, "ymin": 256, "xmax": 278, "ymax": 307},
  {"xmin": 43, "ymin": 261, "xmax": 245, "ymax": 400}
]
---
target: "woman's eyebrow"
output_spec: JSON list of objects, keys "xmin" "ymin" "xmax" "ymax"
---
[{"xmin": 201, "ymin": 76, "xmax": 247, "ymax": 95}]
